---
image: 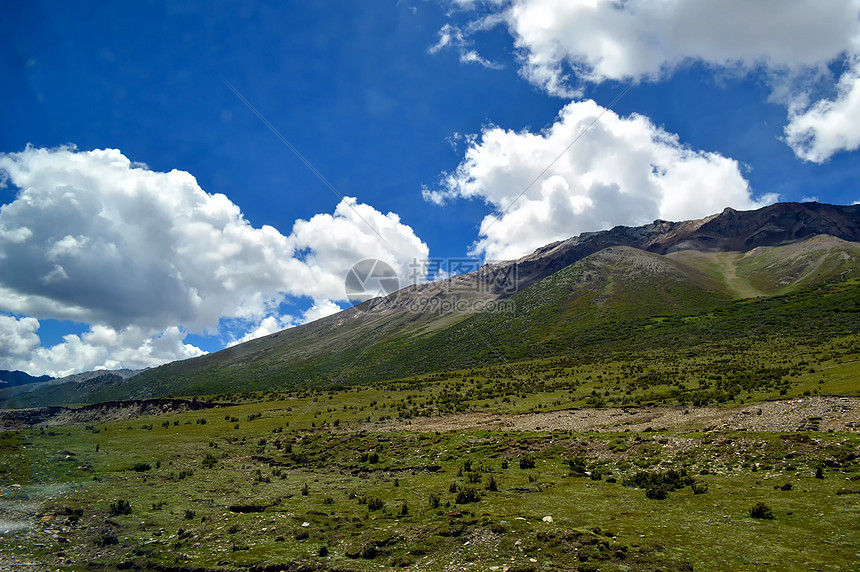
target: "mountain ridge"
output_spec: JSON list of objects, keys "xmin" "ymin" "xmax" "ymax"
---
[{"xmin": 2, "ymin": 201, "xmax": 858, "ymax": 407}]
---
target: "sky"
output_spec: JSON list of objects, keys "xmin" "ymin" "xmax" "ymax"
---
[{"xmin": 1, "ymin": 0, "xmax": 859, "ymax": 377}]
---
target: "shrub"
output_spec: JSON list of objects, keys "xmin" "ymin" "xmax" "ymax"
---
[
  {"xmin": 61, "ymin": 507, "xmax": 83, "ymax": 525},
  {"xmin": 367, "ymin": 497, "xmax": 385, "ymax": 511},
  {"xmin": 486, "ymin": 475, "xmax": 498, "ymax": 491},
  {"xmin": 96, "ymin": 532, "xmax": 118, "ymax": 546},
  {"xmin": 202, "ymin": 453, "xmax": 218, "ymax": 469},
  {"xmin": 623, "ymin": 468, "xmax": 693, "ymax": 498},
  {"xmin": 318, "ymin": 545, "xmax": 329, "ymax": 557},
  {"xmin": 567, "ymin": 457, "xmax": 587, "ymax": 475},
  {"xmin": 360, "ymin": 543, "xmax": 378, "ymax": 559},
  {"xmin": 184, "ymin": 509, "xmax": 196, "ymax": 520},
  {"xmin": 691, "ymin": 481, "xmax": 709, "ymax": 494},
  {"xmin": 455, "ymin": 486, "xmax": 481, "ymax": 504},
  {"xmin": 501, "ymin": 459, "xmax": 509, "ymax": 470},
  {"xmin": 108, "ymin": 499, "xmax": 132, "ymax": 516},
  {"xmin": 520, "ymin": 456, "xmax": 536, "ymax": 469},
  {"xmin": 429, "ymin": 492, "xmax": 441, "ymax": 509},
  {"xmin": 749, "ymin": 502, "xmax": 774, "ymax": 519},
  {"xmin": 301, "ymin": 483, "xmax": 310, "ymax": 496},
  {"xmin": 132, "ymin": 462, "xmax": 152, "ymax": 472}
]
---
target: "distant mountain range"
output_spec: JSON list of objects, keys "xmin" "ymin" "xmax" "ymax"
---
[
  {"xmin": 3, "ymin": 201, "xmax": 859, "ymax": 408},
  {"xmin": 0, "ymin": 370, "xmax": 53, "ymax": 387}
]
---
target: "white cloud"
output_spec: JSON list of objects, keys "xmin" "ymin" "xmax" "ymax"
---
[
  {"xmin": 0, "ymin": 318, "xmax": 205, "ymax": 378},
  {"xmin": 301, "ymin": 299, "xmax": 344, "ymax": 323},
  {"xmin": 444, "ymin": 0, "xmax": 860, "ymax": 160},
  {"xmin": 0, "ymin": 315, "xmax": 41, "ymax": 360},
  {"xmin": 25, "ymin": 325, "xmax": 206, "ymax": 378},
  {"xmin": 0, "ymin": 146, "xmax": 429, "ymax": 375},
  {"xmin": 428, "ymin": 100, "xmax": 776, "ymax": 260},
  {"xmin": 785, "ymin": 56, "xmax": 860, "ymax": 162},
  {"xmin": 288, "ymin": 197, "xmax": 430, "ymax": 300},
  {"xmin": 227, "ymin": 300, "xmax": 344, "ymax": 347},
  {"xmin": 228, "ymin": 314, "xmax": 296, "ymax": 347},
  {"xmin": 466, "ymin": 0, "xmax": 859, "ymax": 91},
  {"xmin": 429, "ymin": 23, "xmax": 502, "ymax": 69}
]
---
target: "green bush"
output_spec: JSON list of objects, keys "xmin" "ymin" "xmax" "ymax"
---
[
  {"xmin": 108, "ymin": 499, "xmax": 131, "ymax": 516},
  {"xmin": 96, "ymin": 532, "xmax": 118, "ymax": 546},
  {"xmin": 691, "ymin": 481, "xmax": 709, "ymax": 494},
  {"xmin": 486, "ymin": 475, "xmax": 498, "ymax": 491},
  {"xmin": 749, "ymin": 502, "xmax": 774, "ymax": 519},
  {"xmin": 623, "ymin": 468, "xmax": 693, "ymax": 498},
  {"xmin": 455, "ymin": 486, "xmax": 481, "ymax": 504},
  {"xmin": 567, "ymin": 456, "xmax": 587, "ymax": 475},
  {"xmin": 520, "ymin": 456, "xmax": 536, "ymax": 469}
]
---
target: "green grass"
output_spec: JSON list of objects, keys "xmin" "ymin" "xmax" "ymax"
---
[
  {"xmin": 2, "ymin": 398, "xmax": 859, "ymax": 571},
  {"xmin": 6, "ymin": 245, "xmax": 858, "ymax": 409},
  {"xmin": 2, "ymin": 243, "xmax": 859, "ymax": 569}
]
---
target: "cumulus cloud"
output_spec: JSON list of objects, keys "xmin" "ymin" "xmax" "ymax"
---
[
  {"xmin": 0, "ymin": 146, "xmax": 428, "ymax": 374},
  {"xmin": 25, "ymin": 325, "xmax": 206, "ymax": 378},
  {"xmin": 441, "ymin": 0, "xmax": 860, "ymax": 160},
  {"xmin": 427, "ymin": 100, "xmax": 776, "ymax": 260},
  {"xmin": 227, "ymin": 300, "xmax": 344, "ymax": 347},
  {"xmin": 0, "ymin": 315, "xmax": 41, "ymax": 360},
  {"xmin": 785, "ymin": 56, "xmax": 860, "ymax": 162},
  {"xmin": 491, "ymin": 0, "xmax": 859, "ymax": 91}
]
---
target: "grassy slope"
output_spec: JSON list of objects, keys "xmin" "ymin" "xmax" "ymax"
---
[{"xmin": 4, "ymin": 238, "xmax": 859, "ymax": 408}]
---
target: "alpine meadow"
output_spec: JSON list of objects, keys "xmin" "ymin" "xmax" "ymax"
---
[{"xmin": 3, "ymin": 2, "xmax": 860, "ymax": 571}]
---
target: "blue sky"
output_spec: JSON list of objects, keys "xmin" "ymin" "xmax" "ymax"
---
[{"xmin": 1, "ymin": 1, "xmax": 859, "ymax": 376}]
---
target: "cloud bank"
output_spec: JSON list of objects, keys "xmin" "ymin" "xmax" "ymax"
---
[
  {"xmin": 427, "ymin": 100, "xmax": 776, "ymax": 260},
  {"xmin": 0, "ymin": 146, "xmax": 428, "ymax": 375},
  {"xmin": 441, "ymin": 0, "xmax": 860, "ymax": 162}
]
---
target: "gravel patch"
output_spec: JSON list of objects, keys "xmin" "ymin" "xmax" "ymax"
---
[{"xmin": 366, "ymin": 396, "xmax": 860, "ymax": 434}]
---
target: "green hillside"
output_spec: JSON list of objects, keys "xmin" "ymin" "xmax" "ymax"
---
[{"xmin": 5, "ymin": 235, "xmax": 858, "ymax": 408}]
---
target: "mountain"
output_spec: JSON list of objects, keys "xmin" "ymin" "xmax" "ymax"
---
[
  {"xmin": 0, "ymin": 370, "xmax": 53, "ymax": 387},
  {"xmin": 2, "ymin": 201, "xmax": 859, "ymax": 408},
  {"xmin": 0, "ymin": 369, "xmax": 141, "ymax": 408}
]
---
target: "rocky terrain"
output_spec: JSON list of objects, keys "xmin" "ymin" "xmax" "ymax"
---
[{"xmin": 372, "ymin": 396, "xmax": 860, "ymax": 435}]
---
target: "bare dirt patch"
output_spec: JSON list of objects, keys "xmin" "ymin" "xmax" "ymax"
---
[{"xmin": 366, "ymin": 396, "xmax": 860, "ymax": 434}]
